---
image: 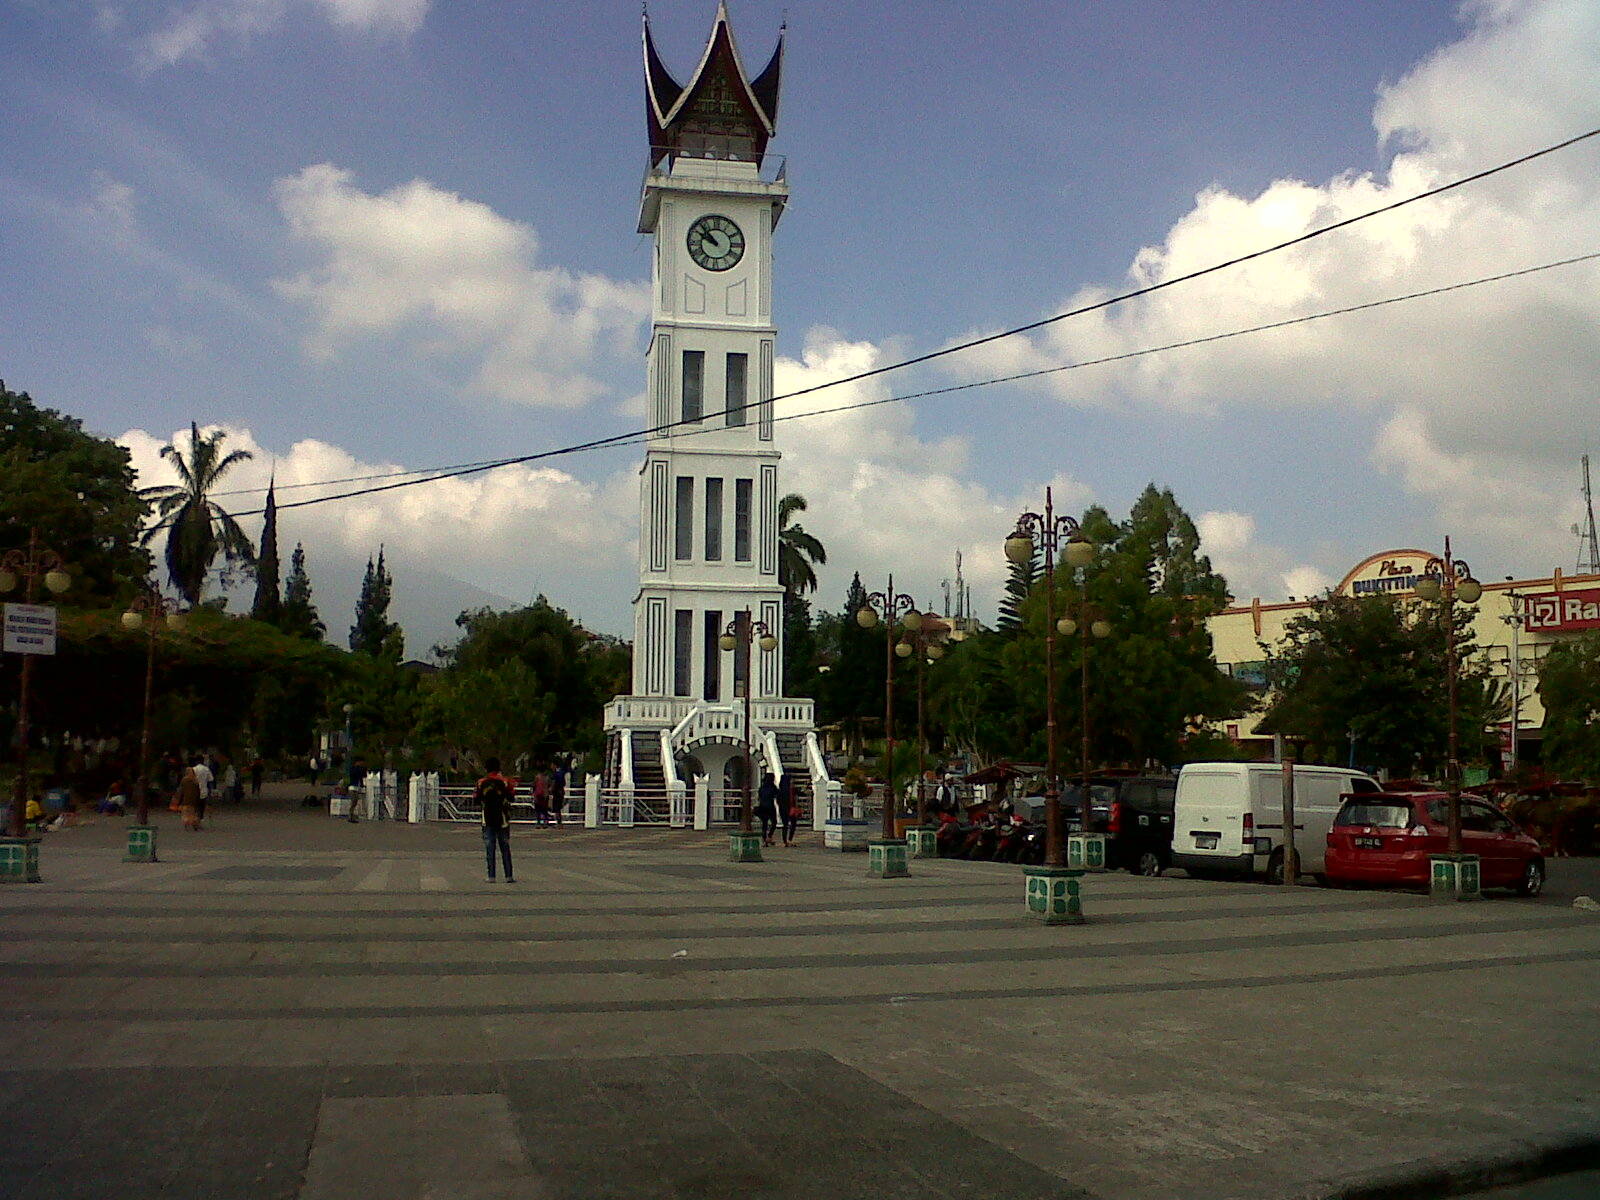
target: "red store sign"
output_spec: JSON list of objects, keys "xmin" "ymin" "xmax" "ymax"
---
[{"xmin": 1525, "ymin": 588, "xmax": 1600, "ymax": 633}]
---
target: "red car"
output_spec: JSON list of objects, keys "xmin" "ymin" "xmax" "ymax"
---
[{"xmin": 1324, "ymin": 792, "xmax": 1544, "ymax": 895}]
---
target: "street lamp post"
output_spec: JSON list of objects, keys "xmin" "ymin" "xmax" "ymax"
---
[
  {"xmin": 1059, "ymin": 595, "xmax": 1112, "ymax": 861},
  {"xmin": 1006, "ymin": 489, "xmax": 1100, "ymax": 924},
  {"xmin": 343, "ymin": 703, "xmax": 357, "ymax": 822},
  {"xmin": 1, "ymin": 530, "xmax": 71, "ymax": 853},
  {"xmin": 899, "ymin": 603, "xmax": 949, "ymax": 858},
  {"xmin": 120, "ymin": 587, "xmax": 187, "ymax": 860},
  {"xmin": 719, "ymin": 609, "xmax": 777, "ymax": 862},
  {"xmin": 1413, "ymin": 537, "xmax": 1484, "ymax": 900},
  {"xmin": 855, "ymin": 577, "xmax": 916, "ymax": 878}
]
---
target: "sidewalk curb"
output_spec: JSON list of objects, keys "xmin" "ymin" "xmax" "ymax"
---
[{"xmin": 1306, "ymin": 1132, "xmax": 1600, "ymax": 1200}]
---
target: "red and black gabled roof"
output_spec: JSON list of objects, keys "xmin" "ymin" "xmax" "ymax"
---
[{"xmin": 643, "ymin": 2, "xmax": 784, "ymax": 163}]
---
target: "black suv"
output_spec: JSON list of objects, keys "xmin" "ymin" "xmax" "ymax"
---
[{"xmin": 1062, "ymin": 775, "xmax": 1177, "ymax": 875}]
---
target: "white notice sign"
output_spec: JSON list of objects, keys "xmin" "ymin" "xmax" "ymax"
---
[{"xmin": 3, "ymin": 603, "xmax": 57, "ymax": 655}]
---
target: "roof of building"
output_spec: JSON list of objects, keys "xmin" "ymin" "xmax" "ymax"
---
[{"xmin": 642, "ymin": 2, "xmax": 784, "ymax": 164}]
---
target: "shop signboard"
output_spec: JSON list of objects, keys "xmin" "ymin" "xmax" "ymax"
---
[
  {"xmin": 1524, "ymin": 587, "xmax": 1600, "ymax": 633},
  {"xmin": 1336, "ymin": 549, "xmax": 1438, "ymax": 598}
]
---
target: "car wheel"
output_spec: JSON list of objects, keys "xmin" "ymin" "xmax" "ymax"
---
[
  {"xmin": 1517, "ymin": 858, "xmax": 1545, "ymax": 897},
  {"xmin": 1266, "ymin": 849, "xmax": 1287, "ymax": 885},
  {"xmin": 1134, "ymin": 851, "xmax": 1164, "ymax": 877}
]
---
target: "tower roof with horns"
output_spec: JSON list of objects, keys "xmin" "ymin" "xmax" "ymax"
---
[{"xmin": 643, "ymin": 2, "xmax": 784, "ymax": 165}]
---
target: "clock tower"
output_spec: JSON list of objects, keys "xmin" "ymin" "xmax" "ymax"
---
[{"xmin": 602, "ymin": 4, "xmax": 826, "ymax": 826}]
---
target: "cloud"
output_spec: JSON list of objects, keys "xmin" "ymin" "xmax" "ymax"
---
[
  {"xmin": 79, "ymin": 171, "xmax": 137, "ymax": 240},
  {"xmin": 272, "ymin": 164, "xmax": 650, "ymax": 409},
  {"xmin": 119, "ymin": 0, "xmax": 428, "ymax": 71},
  {"xmin": 774, "ymin": 329, "xmax": 1094, "ymax": 618},
  {"xmin": 1196, "ymin": 510, "xmax": 1333, "ymax": 604},
  {"xmin": 947, "ymin": 0, "xmax": 1600, "ymax": 580},
  {"xmin": 119, "ymin": 422, "xmax": 640, "ymax": 649}
]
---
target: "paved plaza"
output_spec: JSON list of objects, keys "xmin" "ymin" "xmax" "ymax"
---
[{"xmin": 1, "ymin": 798, "xmax": 1598, "ymax": 1200}]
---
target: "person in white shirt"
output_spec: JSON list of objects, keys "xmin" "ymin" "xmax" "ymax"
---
[{"xmin": 192, "ymin": 756, "xmax": 215, "ymax": 823}]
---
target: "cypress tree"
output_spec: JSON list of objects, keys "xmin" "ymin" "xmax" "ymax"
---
[
  {"xmin": 251, "ymin": 478, "xmax": 281, "ymax": 624},
  {"xmin": 279, "ymin": 542, "xmax": 325, "ymax": 641}
]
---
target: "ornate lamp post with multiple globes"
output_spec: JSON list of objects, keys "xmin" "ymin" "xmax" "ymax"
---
[
  {"xmin": 1005, "ymin": 488, "xmax": 1100, "ymax": 923},
  {"xmin": 719, "ymin": 609, "xmax": 778, "ymax": 862},
  {"xmin": 855, "ymin": 577, "xmax": 916, "ymax": 878},
  {"xmin": 1, "ymin": 532, "xmax": 71, "ymax": 884},
  {"xmin": 120, "ymin": 588, "xmax": 187, "ymax": 861},
  {"xmin": 899, "ymin": 602, "xmax": 949, "ymax": 858},
  {"xmin": 1412, "ymin": 538, "xmax": 1484, "ymax": 900}
]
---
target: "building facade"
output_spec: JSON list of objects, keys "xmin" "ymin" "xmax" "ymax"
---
[
  {"xmin": 1208, "ymin": 548, "xmax": 1600, "ymax": 767},
  {"xmin": 601, "ymin": 6, "xmax": 825, "ymax": 819}
]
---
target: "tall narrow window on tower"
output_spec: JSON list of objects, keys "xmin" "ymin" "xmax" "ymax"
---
[
  {"xmin": 735, "ymin": 478, "xmax": 753, "ymax": 563},
  {"xmin": 703, "ymin": 610, "xmax": 722, "ymax": 702},
  {"xmin": 705, "ymin": 477, "xmax": 724, "ymax": 561},
  {"xmin": 673, "ymin": 610, "xmax": 692, "ymax": 696},
  {"xmin": 674, "ymin": 477, "xmax": 694, "ymax": 560},
  {"xmin": 725, "ymin": 352, "xmax": 747, "ymax": 427},
  {"xmin": 682, "ymin": 350, "xmax": 704, "ymax": 423}
]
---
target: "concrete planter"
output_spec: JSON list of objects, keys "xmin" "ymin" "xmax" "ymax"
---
[
  {"xmin": 1024, "ymin": 864, "xmax": 1086, "ymax": 924},
  {"xmin": 824, "ymin": 818, "xmax": 870, "ymax": 852},
  {"xmin": 1066, "ymin": 832, "xmax": 1108, "ymax": 872},
  {"xmin": 0, "ymin": 836, "xmax": 43, "ymax": 884},
  {"xmin": 868, "ymin": 837, "xmax": 910, "ymax": 879},
  {"xmin": 1430, "ymin": 853, "xmax": 1482, "ymax": 901},
  {"xmin": 124, "ymin": 824, "xmax": 159, "ymax": 863},
  {"xmin": 728, "ymin": 830, "xmax": 764, "ymax": 863},
  {"xmin": 905, "ymin": 825, "xmax": 938, "ymax": 859}
]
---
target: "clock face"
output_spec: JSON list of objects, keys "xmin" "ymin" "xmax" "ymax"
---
[{"xmin": 686, "ymin": 214, "xmax": 745, "ymax": 272}]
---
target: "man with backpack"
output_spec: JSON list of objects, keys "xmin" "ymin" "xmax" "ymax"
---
[{"xmin": 476, "ymin": 757, "xmax": 515, "ymax": 883}]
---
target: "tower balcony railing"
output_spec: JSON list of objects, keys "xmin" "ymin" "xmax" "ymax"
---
[
  {"xmin": 646, "ymin": 147, "xmax": 786, "ymax": 185},
  {"xmin": 604, "ymin": 694, "xmax": 815, "ymax": 734}
]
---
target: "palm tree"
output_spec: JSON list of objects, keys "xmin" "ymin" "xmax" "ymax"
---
[
  {"xmin": 777, "ymin": 492, "xmax": 826, "ymax": 595},
  {"xmin": 140, "ymin": 422, "xmax": 255, "ymax": 605}
]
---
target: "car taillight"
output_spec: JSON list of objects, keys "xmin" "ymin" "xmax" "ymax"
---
[
  {"xmin": 1243, "ymin": 810, "xmax": 1254, "ymax": 849},
  {"xmin": 1109, "ymin": 802, "xmax": 1123, "ymax": 835}
]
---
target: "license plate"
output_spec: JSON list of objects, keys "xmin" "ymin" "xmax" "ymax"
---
[
  {"xmin": 1194, "ymin": 833, "xmax": 1219, "ymax": 850},
  {"xmin": 1354, "ymin": 836, "xmax": 1382, "ymax": 849}
]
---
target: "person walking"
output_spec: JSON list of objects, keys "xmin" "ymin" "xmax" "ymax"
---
[
  {"xmin": 192, "ymin": 755, "xmax": 215, "ymax": 825},
  {"xmin": 476, "ymin": 757, "xmax": 515, "ymax": 883},
  {"xmin": 756, "ymin": 771, "xmax": 780, "ymax": 847},
  {"xmin": 249, "ymin": 757, "xmax": 265, "ymax": 800},
  {"xmin": 532, "ymin": 767, "xmax": 552, "ymax": 827},
  {"xmin": 550, "ymin": 760, "xmax": 567, "ymax": 826},
  {"xmin": 779, "ymin": 772, "xmax": 800, "ymax": 847},
  {"xmin": 177, "ymin": 759, "xmax": 203, "ymax": 831}
]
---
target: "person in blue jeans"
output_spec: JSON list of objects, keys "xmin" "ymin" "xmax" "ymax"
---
[{"xmin": 476, "ymin": 758, "xmax": 515, "ymax": 883}]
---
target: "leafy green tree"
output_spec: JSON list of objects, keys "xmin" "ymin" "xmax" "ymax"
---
[
  {"xmin": 0, "ymin": 381, "xmax": 150, "ymax": 603},
  {"xmin": 813, "ymin": 572, "xmax": 890, "ymax": 757},
  {"xmin": 349, "ymin": 547, "xmax": 403, "ymax": 660},
  {"xmin": 279, "ymin": 542, "xmax": 326, "ymax": 641},
  {"xmin": 1259, "ymin": 591, "xmax": 1485, "ymax": 775},
  {"xmin": 1538, "ymin": 631, "xmax": 1600, "ymax": 780},
  {"xmin": 251, "ymin": 479, "xmax": 281, "ymax": 625},
  {"xmin": 421, "ymin": 596, "xmax": 629, "ymax": 771},
  {"xmin": 140, "ymin": 422, "xmax": 255, "ymax": 605}
]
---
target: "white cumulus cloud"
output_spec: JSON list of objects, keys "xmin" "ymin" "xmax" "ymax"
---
[
  {"xmin": 272, "ymin": 164, "xmax": 650, "ymax": 409},
  {"xmin": 118, "ymin": 0, "xmax": 429, "ymax": 72},
  {"xmin": 948, "ymin": 0, "xmax": 1600, "ymax": 582}
]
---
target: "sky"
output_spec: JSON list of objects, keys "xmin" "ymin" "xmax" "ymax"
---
[{"xmin": 4, "ymin": 0, "xmax": 1599, "ymax": 657}]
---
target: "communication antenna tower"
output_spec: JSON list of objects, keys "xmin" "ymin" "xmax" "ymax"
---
[{"xmin": 1577, "ymin": 454, "xmax": 1600, "ymax": 574}]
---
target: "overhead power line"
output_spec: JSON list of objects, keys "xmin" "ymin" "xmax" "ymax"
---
[
  {"xmin": 180, "ymin": 246, "xmax": 1597, "ymax": 527},
  {"xmin": 146, "ymin": 125, "xmax": 1600, "ymax": 528}
]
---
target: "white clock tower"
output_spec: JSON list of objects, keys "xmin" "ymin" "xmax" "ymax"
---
[{"xmin": 602, "ymin": 4, "xmax": 826, "ymax": 823}]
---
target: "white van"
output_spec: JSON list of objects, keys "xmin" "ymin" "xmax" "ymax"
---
[{"xmin": 1171, "ymin": 763, "xmax": 1382, "ymax": 882}]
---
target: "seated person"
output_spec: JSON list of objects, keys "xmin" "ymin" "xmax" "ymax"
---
[
  {"xmin": 25, "ymin": 796, "xmax": 46, "ymax": 830},
  {"xmin": 98, "ymin": 779, "xmax": 130, "ymax": 815}
]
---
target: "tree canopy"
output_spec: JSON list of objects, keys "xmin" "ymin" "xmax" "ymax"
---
[
  {"xmin": 1259, "ymin": 591, "xmax": 1490, "ymax": 774},
  {"xmin": 349, "ymin": 547, "xmax": 403, "ymax": 660},
  {"xmin": 0, "ymin": 381, "xmax": 150, "ymax": 604},
  {"xmin": 1538, "ymin": 631, "xmax": 1600, "ymax": 780},
  {"xmin": 140, "ymin": 422, "xmax": 255, "ymax": 605}
]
